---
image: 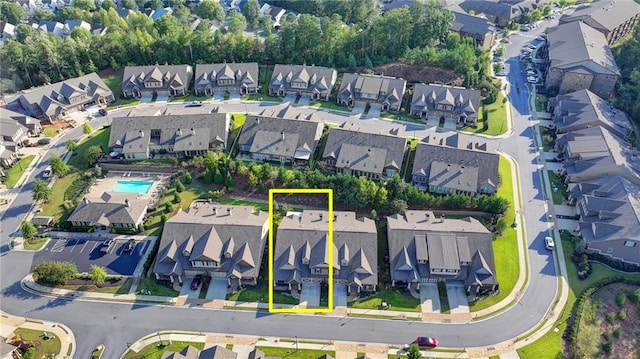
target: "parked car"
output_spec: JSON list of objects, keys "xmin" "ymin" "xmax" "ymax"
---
[
  {"xmin": 545, "ymin": 236, "xmax": 555, "ymax": 250},
  {"xmin": 123, "ymin": 239, "xmax": 136, "ymax": 252},
  {"xmin": 416, "ymin": 337, "xmax": 438, "ymax": 348},
  {"xmin": 100, "ymin": 238, "xmax": 115, "ymax": 254},
  {"xmin": 38, "ymin": 138, "xmax": 51, "ymax": 145},
  {"xmin": 98, "ymin": 109, "xmax": 108, "ymax": 116},
  {"xmin": 521, "ymin": 26, "xmax": 531, "ymax": 32},
  {"xmin": 190, "ymin": 275, "xmax": 203, "ymax": 290},
  {"xmin": 187, "ymin": 101, "xmax": 203, "ymax": 107}
]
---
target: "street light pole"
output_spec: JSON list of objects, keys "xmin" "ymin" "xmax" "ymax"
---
[{"xmin": 295, "ymin": 336, "xmax": 298, "ymax": 351}]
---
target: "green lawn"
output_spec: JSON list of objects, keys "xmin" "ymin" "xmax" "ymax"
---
[
  {"xmin": 218, "ymin": 198, "xmax": 269, "ymax": 211},
  {"xmin": 68, "ymin": 128, "xmax": 110, "ymax": 170},
  {"xmin": 13, "ymin": 328, "xmax": 62, "ymax": 359},
  {"xmin": 464, "ymin": 92, "xmax": 509, "ymax": 136},
  {"xmin": 538, "ymin": 126, "xmax": 556, "ymax": 152},
  {"xmin": 226, "ymin": 276, "xmax": 299, "ymax": 305},
  {"xmin": 58, "ymin": 278, "xmax": 133, "ymax": 295},
  {"xmin": 23, "ymin": 236, "xmax": 49, "ymax": 250},
  {"xmin": 309, "ymin": 101, "xmax": 350, "ymax": 112},
  {"xmin": 517, "ymin": 233, "xmax": 640, "ymax": 359},
  {"xmin": 123, "ymin": 341, "xmax": 204, "ymax": 359},
  {"xmin": 470, "ymin": 156, "xmax": 518, "ymax": 311},
  {"xmin": 535, "ymin": 94, "xmax": 548, "ymax": 112},
  {"xmin": 102, "ymin": 72, "xmax": 139, "ymax": 108},
  {"xmin": 256, "ymin": 347, "xmax": 335, "ymax": 359},
  {"xmin": 43, "ymin": 127, "xmax": 60, "ymax": 137},
  {"xmin": 243, "ymin": 94, "xmax": 282, "ymax": 102},
  {"xmin": 349, "ymin": 288, "xmax": 421, "ymax": 312},
  {"xmin": 168, "ymin": 94, "xmax": 206, "ymax": 103},
  {"xmin": 2, "ymin": 155, "xmax": 35, "ymax": 188},
  {"xmin": 136, "ymin": 276, "xmax": 179, "ymax": 297},
  {"xmin": 232, "ymin": 113, "xmax": 247, "ymax": 127},
  {"xmin": 547, "ymin": 171, "xmax": 567, "ymax": 205},
  {"xmin": 40, "ymin": 172, "xmax": 79, "ymax": 222}
]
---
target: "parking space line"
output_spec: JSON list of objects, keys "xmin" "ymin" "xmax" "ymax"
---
[
  {"xmin": 68, "ymin": 239, "xmax": 78, "ymax": 252},
  {"xmin": 51, "ymin": 239, "xmax": 67, "ymax": 252},
  {"xmin": 80, "ymin": 241, "xmax": 89, "ymax": 253},
  {"xmin": 90, "ymin": 241, "xmax": 101, "ymax": 252}
]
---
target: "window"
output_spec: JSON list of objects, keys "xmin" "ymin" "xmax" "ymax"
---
[
  {"xmin": 624, "ymin": 241, "xmax": 637, "ymax": 247},
  {"xmin": 313, "ymin": 268, "xmax": 323, "ymax": 274}
]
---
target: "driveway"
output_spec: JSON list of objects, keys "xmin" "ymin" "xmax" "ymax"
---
[
  {"xmin": 300, "ymin": 282, "xmax": 320, "ymax": 308},
  {"xmin": 180, "ymin": 277, "xmax": 201, "ymax": 298},
  {"xmin": 367, "ymin": 104, "xmax": 381, "ymax": 118},
  {"xmin": 443, "ymin": 118, "xmax": 458, "ymax": 131},
  {"xmin": 155, "ymin": 93, "xmax": 169, "ymax": 103},
  {"xmin": 283, "ymin": 94, "xmax": 296, "ymax": 103},
  {"xmin": 333, "ymin": 284, "xmax": 347, "ymax": 307},
  {"xmin": 228, "ymin": 92, "xmax": 241, "ymax": 101},
  {"xmin": 351, "ymin": 103, "xmax": 366, "ymax": 115},
  {"xmin": 139, "ymin": 93, "xmax": 153, "ymax": 104},
  {"xmin": 445, "ymin": 282, "xmax": 469, "ymax": 314},
  {"xmin": 419, "ymin": 283, "xmax": 441, "ymax": 313},
  {"xmin": 426, "ymin": 115, "xmax": 439, "ymax": 128},
  {"xmin": 33, "ymin": 238, "xmax": 148, "ymax": 276},
  {"xmin": 205, "ymin": 277, "xmax": 228, "ymax": 300},
  {"xmin": 297, "ymin": 95, "xmax": 310, "ymax": 106},
  {"xmin": 213, "ymin": 92, "xmax": 225, "ymax": 101}
]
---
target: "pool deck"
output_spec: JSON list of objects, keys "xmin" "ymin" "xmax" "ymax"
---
[{"xmin": 89, "ymin": 172, "xmax": 169, "ymax": 205}]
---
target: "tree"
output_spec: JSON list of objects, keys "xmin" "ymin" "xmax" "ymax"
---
[
  {"xmin": 258, "ymin": 15, "xmax": 273, "ymax": 36},
  {"xmin": 173, "ymin": 193, "xmax": 182, "ymax": 204},
  {"xmin": 94, "ymin": 164, "xmax": 102, "ymax": 177},
  {"xmin": 66, "ymin": 140, "xmax": 78, "ymax": 153},
  {"xmin": 33, "ymin": 261, "xmax": 78, "ymax": 286},
  {"xmin": 0, "ymin": 1, "xmax": 27, "ymax": 24},
  {"xmin": 73, "ymin": 0, "xmax": 96, "ymax": 11},
  {"xmin": 407, "ymin": 344, "xmax": 421, "ymax": 359},
  {"xmin": 495, "ymin": 216, "xmax": 508, "ymax": 234},
  {"xmin": 101, "ymin": 0, "xmax": 116, "ymax": 10},
  {"xmin": 20, "ymin": 221, "xmax": 37, "ymax": 240},
  {"xmin": 227, "ymin": 12, "xmax": 247, "ymax": 36},
  {"xmin": 32, "ymin": 179, "xmax": 52, "ymax": 202},
  {"xmin": 175, "ymin": 179, "xmax": 185, "ymax": 192},
  {"xmin": 196, "ymin": 0, "xmax": 224, "ymax": 21},
  {"xmin": 83, "ymin": 122, "xmax": 93, "ymax": 135},
  {"xmin": 49, "ymin": 155, "xmax": 69, "ymax": 177},
  {"xmin": 347, "ymin": 53, "xmax": 357, "ymax": 71},
  {"xmin": 87, "ymin": 145, "xmax": 103, "ymax": 166},
  {"xmin": 183, "ymin": 171, "xmax": 193, "ymax": 184},
  {"xmin": 89, "ymin": 265, "xmax": 107, "ymax": 286},
  {"xmin": 243, "ymin": 0, "xmax": 260, "ymax": 30}
]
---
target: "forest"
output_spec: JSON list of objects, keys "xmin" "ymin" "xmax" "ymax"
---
[{"xmin": 0, "ymin": 0, "xmax": 490, "ymax": 91}]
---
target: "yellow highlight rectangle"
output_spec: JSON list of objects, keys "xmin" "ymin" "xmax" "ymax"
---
[{"xmin": 268, "ymin": 188, "xmax": 334, "ymax": 313}]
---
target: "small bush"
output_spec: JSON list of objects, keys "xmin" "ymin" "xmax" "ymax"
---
[
  {"xmin": 175, "ymin": 180, "xmax": 185, "ymax": 193},
  {"xmin": 602, "ymin": 331, "xmax": 612, "ymax": 341},
  {"xmin": 628, "ymin": 288, "xmax": 640, "ymax": 304},
  {"xmin": 602, "ymin": 340, "xmax": 613, "ymax": 354},
  {"xmin": 616, "ymin": 293, "xmax": 626, "ymax": 307},
  {"xmin": 184, "ymin": 172, "xmax": 193, "ymax": 184},
  {"xmin": 613, "ymin": 327, "xmax": 621, "ymax": 338},
  {"xmin": 617, "ymin": 308, "xmax": 627, "ymax": 321},
  {"xmin": 606, "ymin": 312, "xmax": 616, "ymax": 324}
]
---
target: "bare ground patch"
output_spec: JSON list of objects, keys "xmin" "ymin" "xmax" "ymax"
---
[{"xmin": 372, "ymin": 63, "xmax": 462, "ymax": 85}]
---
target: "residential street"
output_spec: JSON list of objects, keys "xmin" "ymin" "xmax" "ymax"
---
[{"xmin": 0, "ymin": 19, "xmax": 568, "ymax": 359}]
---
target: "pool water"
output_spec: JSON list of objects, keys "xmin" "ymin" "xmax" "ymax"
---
[{"xmin": 113, "ymin": 180, "xmax": 153, "ymax": 194}]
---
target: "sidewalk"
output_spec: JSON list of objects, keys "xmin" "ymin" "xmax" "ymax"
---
[{"xmin": 0, "ymin": 311, "xmax": 75, "ymax": 359}]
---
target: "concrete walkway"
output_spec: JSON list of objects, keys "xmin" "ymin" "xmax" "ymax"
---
[{"xmin": 0, "ymin": 311, "xmax": 75, "ymax": 359}]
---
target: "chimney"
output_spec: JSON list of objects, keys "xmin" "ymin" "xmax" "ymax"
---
[
  {"xmin": 227, "ymin": 207, "xmax": 232, "ymax": 216},
  {"xmin": 460, "ymin": 166, "xmax": 464, "ymax": 174},
  {"xmin": 446, "ymin": 164, "xmax": 451, "ymax": 172},
  {"xmin": 425, "ymin": 213, "xmax": 430, "ymax": 221},
  {"xmin": 125, "ymin": 199, "xmax": 130, "ymax": 207},
  {"xmin": 255, "ymin": 117, "xmax": 260, "ymax": 124},
  {"xmin": 281, "ymin": 131, "xmax": 285, "ymax": 141},
  {"xmin": 334, "ymin": 214, "xmax": 337, "ymax": 221},
  {"xmin": 177, "ymin": 128, "xmax": 182, "ymax": 136},
  {"xmin": 139, "ymin": 130, "xmax": 144, "ymax": 137},
  {"xmin": 191, "ymin": 128, "xmax": 195, "ymax": 136}
]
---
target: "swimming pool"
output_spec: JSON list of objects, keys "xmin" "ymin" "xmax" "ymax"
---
[{"xmin": 113, "ymin": 180, "xmax": 153, "ymax": 194}]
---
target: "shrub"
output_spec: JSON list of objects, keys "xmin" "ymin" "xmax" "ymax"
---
[
  {"xmin": 617, "ymin": 308, "xmax": 627, "ymax": 321},
  {"xmin": 164, "ymin": 203, "xmax": 173, "ymax": 214},
  {"xmin": 613, "ymin": 327, "xmax": 621, "ymax": 338},
  {"xmin": 160, "ymin": 214, "xmax": 167, "ymax": 223},
  {"xmin": 602, "ymin": 340, "xmax": 613, "ymax": 354},
  {"xmin": 22, "ymin": 347, "xmax": 36, "ymax": 359},
  {"xmin": 184, "ymin": 171, "xmax": 193, "ymax": 184},
  {"xmin": 606, "ymin": 312, "xmax": 616, "ymax": 324},
  {"xmin": 628, "ymin": 288, "xmax": 640, "ymax": 304},
  {"xmin": 173, "ymin": 193, "xmax": 181, "ymax": 204},
  {"xmin": 616, "ymin": 293, "xmax": 626, "ymax": 307},
  {"xmin": 175, "ymin": 180, "xmax": 185, "ymax": 193},
  {"xmin": 257, "ymin": 181, "xmax": 265, "ymax": 194},
  {"xmin": 33, "ymin": 261, "xmax": 78, "ymax": 286}
]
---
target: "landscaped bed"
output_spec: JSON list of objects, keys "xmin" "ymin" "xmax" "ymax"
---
[
  {"xmin": 256, "ymin": 347, "xmax": 335, "ymax": 359},
  {"xmin": 58, "ymin": 277, "xmax": 133, "ymax": 295},
  {"xmin": 122, "ymin": 341, "xmax": 204, "ymax": 359},
  {"xmin": 10, "ymin": 327, "xmax": 62, "ymax": 359}
]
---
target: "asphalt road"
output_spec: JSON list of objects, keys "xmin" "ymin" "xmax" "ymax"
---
[{"xmin": 0, "ymin": 17, "xmax": 566, "ymax": 359}]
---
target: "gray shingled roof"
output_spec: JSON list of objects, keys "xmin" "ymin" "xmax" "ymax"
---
[
  {"xmin": 411, "ymin": 83, "xmax": 481, "ymax": 117},
  {"xmin": 270, "ymin": 64, "xmax": 337, "ymax": 96},
  {"xmin": 338, "ymin": 73, "xmax": 406, "ymax": 106},
  {"xmin": 559, "ymin": 0, "xmax": 640, "ymax": 33},
  {"xmin": 194, "ymin": 63, "xmax": 259, "ymax": 91},
  {"xmin": 6, "ymin": 73, "xmax": 113, "ymax": 118},
  {"xmin": 450, "ymin": 10, "xmax": 496, "ymax": 37},
  {"xmin": 546, "ymin": 21, "xmax": 620, "ymax": 75},
  {"xmin": 551, "ymin": 89, "xmax": 631, "ymax": 138},
  {"xmin": 274, "ymin": 211, "xmax": 378, "ymax": 288},
  {"xmin": 238, "ymin": 106, "xmax": 323, "ymax": 159},
  {"xmin": 67, "ymin": 192, "xmax": 147, "ymax": 227},
  {"xmin": 458, "ymin": 0, "xmax": 520, "ymax": 21},
  {"xmin": 122, "ymin": 65, "xmax": 193, "ymax": 93},
  {"xmin": 153, "ymin": 203, "xmax": 268, "ymax": 281},
  {"xmin": 412, "ymin": 134, "xmax": 499, "ymax": 193},
  {"xmin": 199, "ymin": 345, "xmax": 238, "ymax": 359},
  {"xmin": 322, "ymin": 121, "xmax": 406, "ymax": 176},
  {"xmin": 109, "ymin": 113, "xmax": 229, "ymax": 154},
  {"xmin": 1, "ymin": 108, "xmax": 41, "ymax": 132},
  {"xmin": 386, "ymin": 210, "xmax": 497, "ymax": 287}
]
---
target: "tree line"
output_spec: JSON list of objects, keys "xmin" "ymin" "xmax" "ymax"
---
[{"xmin": 0, "ymin": 0, "xmax": 489, "ymax": 91}]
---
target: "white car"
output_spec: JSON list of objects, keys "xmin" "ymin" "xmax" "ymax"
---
[
  {"xmin": 527, "ymin": 77, "xmax": 538, "ymax": 83},
  {"xmin": 545, "ymin": 236, "xmax": 555, "ymax": 250},
  {"xmin": 496, "ymin": 71, "xmax": 507, "ymax": 76}
]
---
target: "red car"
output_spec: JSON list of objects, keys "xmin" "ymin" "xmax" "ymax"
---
[
  {"xmin": 416, "ymin": 337, "xmax": 438, "ymax": 348},
  {"xmin": 190, "ymin": 275, "xmax": 203, "ymax": 290}
]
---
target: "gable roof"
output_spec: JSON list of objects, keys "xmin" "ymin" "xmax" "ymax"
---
[
  {"xmin": 194, "ymin": 63, "xmax": 259, "ymax": 90},
  {"xmin": 270, "ymin": 64, "xmax": 337, "ymax": 95},
  {"xmin": 67, "ymin": 192, "xmax": 147, "ymax": 226},
  {"xmin": 546, "ymin": 21, "xmax": 620, "ymax": 76},
  {"xmin": 153, "ymin": 203, "xmax": 268, "ymax": 280},
  {"xmin": 274, "ymin": 211, "xmax": 378, "ymax": 287},
  {"xmin": 559, "ymin": 0, "xmax": 640, "ymax": 33},
  {"xmin": 450, "ymin": 10, "xmax": 496, "ymax": 37},
  {"xmin": 322, "ymin": 121, "xmax": 406, "ymax": 176},
  {"xmin": 458, "ymin": 0, "xmax": 521, "ymax": 21},
  {"xmin": 338, "ymin": 73, "xmax": 407, "ymax": 105},
  {"xmin": 411, "ymin": 83, "xmax": 481, "ymax": 117},
  {"xmin": 122, "ymin": 64, "xmax": 193, "ymax": 92},
  {"xmin": 109, "ymin": 113, "xmax": 229, "ymax": 154}
]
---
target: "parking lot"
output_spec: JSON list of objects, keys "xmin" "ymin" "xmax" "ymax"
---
[{"xmin": 33, "ymin": 237, "xmax": 150, "ymax": 276}]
